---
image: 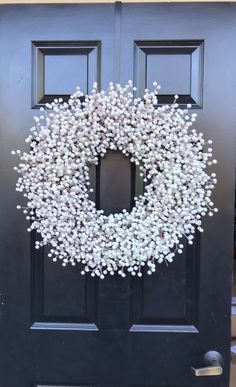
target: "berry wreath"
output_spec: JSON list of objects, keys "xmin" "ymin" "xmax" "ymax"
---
[{"xmin": 13, "ymin": 81, "xmax": 218, "ymax": 279}]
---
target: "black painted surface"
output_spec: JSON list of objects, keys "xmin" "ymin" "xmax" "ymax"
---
[{"xmin": 0, "ymin": 3, "xmax": 235, "ymax": 387}]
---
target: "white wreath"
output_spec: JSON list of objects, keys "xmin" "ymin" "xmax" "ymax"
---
[{"xmin": 13, "ymin": 81, "xmax": 218, "ymax": 278}]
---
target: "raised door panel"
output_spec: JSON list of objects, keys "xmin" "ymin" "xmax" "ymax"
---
[
  {"xmin": 130, "ymin": 240, "xmax": 199, "ymax": 333},
  {"xmin": 129, "ymin": 39, "xmax": 202, "ymax": 334},
  {"xmin": 134, "ymin": 40, "xmax": 204, "ymax": 107},
  {"xmin": 32, "ymin": 41, "xmax": 101, "ymax": 107},
  {"xmin": 31, "ymin": 245, "xmax": 98, "ymax": 330},
  {"xmin": 31, "ymin": 39, "xmax": 101, "ymax": 331}
]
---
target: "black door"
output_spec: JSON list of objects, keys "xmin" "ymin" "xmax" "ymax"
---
[{"xmin": 0, "ymin": 3, "xmax": 235, "ymax": 387}]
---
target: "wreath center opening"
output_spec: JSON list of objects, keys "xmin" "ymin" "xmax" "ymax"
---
[{"xmin": 89, "ymin": 150, "xmax": 143, "ymax": 216}]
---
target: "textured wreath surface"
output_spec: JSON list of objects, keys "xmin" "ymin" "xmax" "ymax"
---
[{"xmin": 13, "ymin": 81, "xmax": 217, "ymax": 278}]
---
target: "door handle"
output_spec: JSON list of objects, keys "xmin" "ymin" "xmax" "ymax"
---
[{"xmin": 191, "ymin": 351, "xmax": 223, "ymax": 376}]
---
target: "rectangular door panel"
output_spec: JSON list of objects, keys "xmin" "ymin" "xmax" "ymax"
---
[
  {"xmin": 32, "ymin": 41, "xmax": 101, "ymax": 107},
  {"xmin": 31, "ymin": 244, "xmax": 98, "ymax": 330},
  {"xmin": 130, "ymin": 239, "xmax": 199, "ymax": 332},
  {"xmin": 134, "ymin": 40, "xmax": 204, "ymax": 107}
]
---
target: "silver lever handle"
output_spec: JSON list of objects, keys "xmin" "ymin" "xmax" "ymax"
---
[{"xmin": 191, "ymin": 351, "xmax": 223, "ymax": 377}]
